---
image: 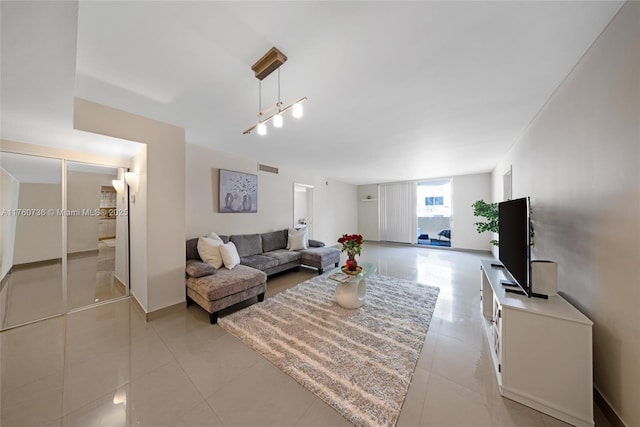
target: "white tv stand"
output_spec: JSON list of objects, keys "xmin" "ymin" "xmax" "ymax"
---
[{"xmin": 480, "ymin": 260, "xmax": 594, "ymax": 427}]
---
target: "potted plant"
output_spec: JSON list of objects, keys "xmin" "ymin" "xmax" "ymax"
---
[{"xmin": 472, "ymin": 200, "xmax": 498, "ymax": 246}]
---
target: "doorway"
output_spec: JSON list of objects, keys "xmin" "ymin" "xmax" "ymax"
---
[
  {"xmin": 293, "ymin": 183, "xmax": 314, "ymax": 238},
  {"xmin": 416, "ymin": 179, "xmax": 452, "ymax": 247}
]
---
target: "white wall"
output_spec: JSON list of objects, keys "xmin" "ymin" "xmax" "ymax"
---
[
  {"xmin": 74, "ymin": 98, "xmax": 185, "ymax": 313},
  {"xmin": 13, "ymin": 183, "xmax": 62, "ymax": 264},
  {"xmin": 452, "ymin": 173, "xmax": 492, "ymax": 250},
  {"xmin": 492, "ymin": 3, "xmax": 639, "ymax": 425},
  {"xmin": 1, "ymin": 168, "xmax": 20, "ymax": 279},
  {"xmin": 357, "ymin": 184, "xmax": 379, "ymax": 241},
  {"xmin": 317, "ymin": 179, "xmax": 358, "ymax": 246},
  {"xmin": 129, "ymin": 146, "xmax": 148, "ymax": 309},
  {"xmin": 185, "ymin": 144, "xmax": 357, "ymax": 246},
  {"xmin": 67, "ymin": 170, "xmax": 116, "ymax": 253},
  {"xmin": 114, "ymin": 168, "xmax": 128, "ymax": 286}
]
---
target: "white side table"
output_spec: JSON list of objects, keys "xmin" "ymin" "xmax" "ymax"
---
[{"xmin": 329, "ymin": 262, "xmax": 376, "ymax": 309}]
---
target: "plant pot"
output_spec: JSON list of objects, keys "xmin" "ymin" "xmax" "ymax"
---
[{"xmin": 346, "ymin": 253, "xmax": 358, "ymax": 271}]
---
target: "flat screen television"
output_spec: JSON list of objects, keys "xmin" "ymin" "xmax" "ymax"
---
[{"xmin": 498, "ymin": 197, "xmax": 532, "ymax": 297}]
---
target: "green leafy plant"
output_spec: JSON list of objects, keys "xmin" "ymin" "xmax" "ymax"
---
[
  {"xmin": 337, "ymin": 234, "xmax": 363, "ymax": 256},
  {"xmin": 472, "ymin": 200, "xmax": 499, "ymax": 246}
]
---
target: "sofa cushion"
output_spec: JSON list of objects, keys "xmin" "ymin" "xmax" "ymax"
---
[
  {"xmin": 308, "ymin": 239, "xmax": 325, "ymax": 248},
  {"xmin": 261, "ymin": 230, "xmax": 287, "ymax": 252},
  {"xmin": 230, "ymin": 234, "xmax": 263, "ymax": 257},
  {"xmin": 300, "ymin": 246, "xmax": 341, "ymax": 269},
  {"xmin": 185, "ymin": 260, "xmax": 217, "ymax": 278},
  {"xmin": 263, "ymin": 249, "xmax": 302, "ymax": 265},
  {"xmin": 186, "ymin": 265, "xmax": 266, "ymax": 301},
  {"xmin": 219, "ymin": 242, "xmax": 241, "ymax": 269},
  {"xmin": 186, "ymin": 238, "xmax": 201, "ymax": 261},
  {"xmin": 286, "ymin": 227, "xmax": 308, "ymax": 249},
  {"xmin": 197, "ymin": 237, "xmax": 224, "ymax": 269},
  {"xmin": 288, "ymin": 231, "xmax": 308, "ymax": 250},
  {"xmin": 241, "ymin": 254, "xmax": 279, "ymax": 271}
]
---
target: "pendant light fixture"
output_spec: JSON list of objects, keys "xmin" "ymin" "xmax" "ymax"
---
[{"xmin": 243, "ymin": 47, "xmax": 307, "ymax": 135}]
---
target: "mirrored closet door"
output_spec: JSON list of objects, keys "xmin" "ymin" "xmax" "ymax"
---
[
  {"xmin": 0, "ymin": 154, "xmax": 130, "ymax": 331},
  {"xmin": 0, "ymin": 153, "xmax": 64, "ymax": 329},
  {"xmin": 66, "ymin": 162, "xmax": 129, "ymax": 310}
]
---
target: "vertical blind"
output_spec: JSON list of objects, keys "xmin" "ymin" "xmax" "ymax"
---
[{"xmin": 379, "ymin": 181, "xmax": 417, "ymax": 244}]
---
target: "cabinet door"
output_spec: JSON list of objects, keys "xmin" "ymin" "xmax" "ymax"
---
[
  {"xmin": 107, "ymin": 219, "xmax": 116, "ymax": 237},
  {"xmin": 492, "ymin": 299, "xmax": 502, "ymax": 364}
]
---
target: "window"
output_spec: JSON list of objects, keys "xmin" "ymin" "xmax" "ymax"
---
[
  {"xmin": 425, "ymin": 196, "xmax": 444, "ymax": 206},
  {"xmin": 417, "ymin": 180, "xmax": 451, "ymax": 217}
]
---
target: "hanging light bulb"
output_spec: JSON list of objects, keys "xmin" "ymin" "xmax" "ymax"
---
[
  {"xmin": 242, "ymin": 48, "xmax": 309, "ymax": 135},
  {"xmin": 273, "ymin": 113, "xmax": 283, "ymax": 128}
]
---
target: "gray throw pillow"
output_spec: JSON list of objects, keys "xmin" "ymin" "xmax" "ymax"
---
[{"xmin": 185, "ymin": 260, "xmax": 217, "ymax": 278}]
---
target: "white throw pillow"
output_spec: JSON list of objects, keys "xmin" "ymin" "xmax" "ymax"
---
[
  {"xmin": 288, "ymin": 231, "xmax": 308, "ymax": 251},
  {"xmin": 219, "ymin": 241, "xmax": 241, "ymax": 269},
  {"xmin": 287, "ymin": 227, "xmax": 308, "ymax": 249},
  {"xmin": 197, "ymin": 237, "xmax": 224, "ymax": 269},
  {"xmin": 209, "ymin": 231, "xmax": 224, "ymax": 243}
]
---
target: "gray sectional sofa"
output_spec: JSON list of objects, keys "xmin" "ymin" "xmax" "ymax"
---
[
  {"xmin": 229, "ymin": 230, "xmax": 340, "ymax": 275},
  {"xmin": 185, "ymin": 229, "xmax": 341, "ymax": 324}
]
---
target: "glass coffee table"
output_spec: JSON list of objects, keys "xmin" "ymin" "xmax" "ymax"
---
[{"xmin": 328, "ymin": 262, "xmax": 376, "ymax": 309}]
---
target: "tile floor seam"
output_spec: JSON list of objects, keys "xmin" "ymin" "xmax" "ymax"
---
[
  {"xmin": 148, "ymin": 323, "xmax": 241, "ymax": 424},
  {"xmin": 199, "ymin": 339, "xmax": 265, "ymax": 402},
  {"xmin": 62, "ymin": 381, "xmax": 131, "ymax": 423},
  {"xmin": 146, "ymin": 327, "xmax": 211, "ymax": 399},
  {"xmin": 291, "ymin": 397, "xmax": 327, "ymax": 427},
  {"xmin": 429, "ymin": 361, "xmax": 491, "ymax": 402},
  {"xmin": 426, "ymin": 329, "xmax": 499, "ymax": 405},
  {"xmin": 414, "ymin": 333, "xmax": 440, "ymax": 426}
]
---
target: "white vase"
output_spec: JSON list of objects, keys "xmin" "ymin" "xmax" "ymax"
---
[{"xmin": 335, "ymin": 278, "xmax": 367, "ymax": 309}]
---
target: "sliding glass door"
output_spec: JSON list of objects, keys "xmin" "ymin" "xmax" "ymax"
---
[{"xmin": 416, "ymin": 180, "xmax": 452, "ymax": 247}]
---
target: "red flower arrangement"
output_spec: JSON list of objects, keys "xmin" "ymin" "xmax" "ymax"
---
[{"xmin": 337, "ymin": 234, "xmax": 363, "ymax": 256}]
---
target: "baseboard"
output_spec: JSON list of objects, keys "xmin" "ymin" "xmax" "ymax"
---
[
  {"xmin": 129, "ymin": 294, "xmax": 147, "ymax": 319},
  {"xmin": 0, "ymin": 269, "xmax": 11, "ymax": 292},
  {"xmin": 11, "ymin": 258, "xmax": 62, "ymax": 270},
  {"xmin": 130, "ymin": 295, "xmax": 185, "ymax": 322},
  {"xmin": 146, "ymin": 301, "xmax": 185, "ymax": 321},
  {"xmin": 113, "ymin": 275, "xmax": 126, "ymax": 294},
  {"xmin": 594, "ymin": 387, "xmax": 626, "ymax": 427},
  {"xmin": 67, "ymin": 249, "xmax": 99, "ymax": 259}
]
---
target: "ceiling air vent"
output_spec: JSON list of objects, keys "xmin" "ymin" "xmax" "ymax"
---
[{"xmin": 258, "ymin": 164, "xmax": 279, "ymax": 174}]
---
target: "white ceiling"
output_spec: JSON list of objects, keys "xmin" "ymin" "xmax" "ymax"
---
[
  {"xmin": 0, "ymin": 152, "xmax": 62, "ymax": 184},
  {"xmin": 1, "ymin": 1, "xmax": 624, "ymax": 185}
]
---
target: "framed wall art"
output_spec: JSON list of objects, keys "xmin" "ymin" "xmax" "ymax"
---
[{"xmin": 219, "ymin": 169, "xmax": 257, "ymax": 213}]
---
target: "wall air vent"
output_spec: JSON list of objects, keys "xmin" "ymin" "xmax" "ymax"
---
[{"xmin": 258, "ymin": 164, "xmax": 279, "ymax": 174}]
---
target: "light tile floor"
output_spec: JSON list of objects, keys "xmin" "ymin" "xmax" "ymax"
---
[
  {"xmin": 1, "ymin": 241, "xmax": 125, "ymax": 329},
  {"xmin": 0, "ymin": 243, "xmax": 611, "ymax": 426}
]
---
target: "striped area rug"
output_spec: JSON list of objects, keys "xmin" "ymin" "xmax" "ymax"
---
[{"xmin": 218, "ymin": 273, "xmax": 440, "ymax": 427}]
